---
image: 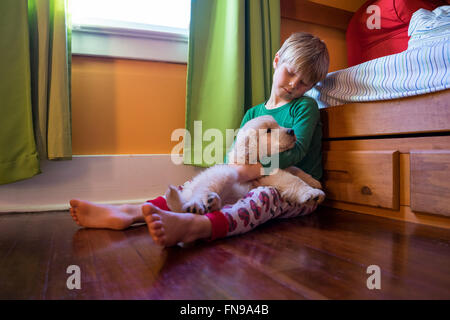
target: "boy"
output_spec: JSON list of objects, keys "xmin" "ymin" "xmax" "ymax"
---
[{"xmin": 69, "ymin": 32, "xmax": 329, "ymax": 247}]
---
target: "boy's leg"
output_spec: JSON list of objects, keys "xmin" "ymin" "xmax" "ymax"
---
[
  {"xmin": 69, "ymin": 191, "xmax": 178, "ymax": 231},
  {"xmin": 69, "ymin": 200, "xmax": 146, "ymax": 230},
  {"xmin": 142, "ymin": 186, "xmax": 318, "ymax": 246},
  {"xmin": 212, "ymin": 186, "xmax": 317, "ymax": 238},
  {"xmin": 143, "ymin": 204, "xmax": 212, "ymax": 246}
]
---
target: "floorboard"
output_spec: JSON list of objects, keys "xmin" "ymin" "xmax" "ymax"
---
[{"xmin": 0, "ymin": 207, "xmax": 449, "ymax": 299}]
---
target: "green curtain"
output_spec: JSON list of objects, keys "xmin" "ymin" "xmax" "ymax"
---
[
  {"xmin": 184, "ymin": 0, "xmax": 280, "ymax": 167},
  {"xmin": 0, "ymin": 0, "xmax": 71, "ymax": 185}
]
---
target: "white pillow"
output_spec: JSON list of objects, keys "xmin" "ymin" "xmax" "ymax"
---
[{"xmin": 408, "ymin": 5, "xmax": 450, "ymax": 49}]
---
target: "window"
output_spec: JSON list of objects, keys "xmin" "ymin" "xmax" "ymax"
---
[{"xmin": 69, "ymin": 0, "xmax": 191, "ymax": 63}]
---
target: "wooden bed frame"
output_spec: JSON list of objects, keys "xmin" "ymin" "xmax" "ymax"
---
[{"xmin": 319, "ymin": 89, "xmax": 450, "ymax": 229}]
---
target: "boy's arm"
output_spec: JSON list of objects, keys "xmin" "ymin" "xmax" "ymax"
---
[{"xmin": 229, "ymin": 163, "xmax": 263, "ymax": 182}]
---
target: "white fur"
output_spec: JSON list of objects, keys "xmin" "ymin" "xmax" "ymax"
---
[{"xmin": 166, "ymin": 115, "xmax": 325, "ymax": 214}]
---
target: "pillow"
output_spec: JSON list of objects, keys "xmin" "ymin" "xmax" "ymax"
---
[
  {"xmin": 408, "ymin": 5, "xmax": 450, "ymax": 49},
  {"xmin": 346, "ymin": 0, "xmax": 446, "ymax": 67}
]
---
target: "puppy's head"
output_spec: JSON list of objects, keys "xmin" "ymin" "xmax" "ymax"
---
[{"xmin": 228, "ymin": 115, "xmax": 296, "ymax": 164}]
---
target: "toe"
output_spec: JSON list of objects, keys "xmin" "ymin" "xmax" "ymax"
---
[
  {"xmin": 69, "ymin": 199, "xmax": 80, "ymax": 208},
  {"xmin": 149, "ymin": 220, "xmax": 163, "ymax": 230},
  {"xmin": 69, "ymin": 210, "xmax": 78, "ymax": 221},
  {"xmin": 142, "ymin": 203, "xmax": 161, "ymax": 218},
  {"xmin": 141, "ymin": 204, "xmax": 152, "ymax": 217},
  {"xmin": 153, "ymin": 235, "xmax": 166, "ymax": 246},
  {"xmin": 144, "ymin": 214, "xmax": 156, "ymax": 224},
  {"xmin": 151, "ymin": 228, "xmax": 165, "ymax": 237},
  {"xmin": 150, "ymin": 214, "xmax": 161, "ymax": 222}
]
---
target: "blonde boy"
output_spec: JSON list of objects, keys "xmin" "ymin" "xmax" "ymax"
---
[{"xmin": 69, "ymin": 32, "xmax": 330, "ymax": 246}]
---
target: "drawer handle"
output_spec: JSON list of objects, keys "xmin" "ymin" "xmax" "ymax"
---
[{"xmin": 361, "ymin": 186, "xmax": 372, "ymax": 195}]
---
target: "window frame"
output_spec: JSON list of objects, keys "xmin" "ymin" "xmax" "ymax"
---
[{"xmin": 71, "ymin": 14, "xmax": 189, "ymax": 63}]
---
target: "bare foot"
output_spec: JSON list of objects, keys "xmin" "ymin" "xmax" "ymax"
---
[
  {"xmin": 142, "ymin": 203, "xmax": 212, "ymax": 247},
  {"xmin": 69, "ymin": 199, "xmax": 143, "ymax": 230}
]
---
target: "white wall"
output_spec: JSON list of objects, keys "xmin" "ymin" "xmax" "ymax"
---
[{"xmin": 0, "ymin": 155, "xmax": 203, "ymax": 213}]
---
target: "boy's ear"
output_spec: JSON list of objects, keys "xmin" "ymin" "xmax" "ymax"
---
[{"xmin": 273, "ymin": 52, "xmax": 280, "ymax": 69}]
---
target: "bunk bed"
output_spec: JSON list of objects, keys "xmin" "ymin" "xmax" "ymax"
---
[{"xmin": 306, "ymin": 5, "xmax": 450, "ymax": 228}]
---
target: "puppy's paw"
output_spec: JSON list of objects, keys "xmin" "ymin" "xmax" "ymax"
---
[
  {"xmin": 308, "ymin": 179, "xmax": 322, "ymax": 190},
  {"xmin": 299, "ymin": 188, "xmax": 325, "ymax": 205},
  {"xmin": 183, "ymin": 198, "xmax": 206, "ymax": 215},
  {"xmin": 206, "ymin": 192, "xmax": 222, "ymax": 212}
]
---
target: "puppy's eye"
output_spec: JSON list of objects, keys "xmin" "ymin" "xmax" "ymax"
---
[{"xmin": 266, "ymin": 128, "xmax": 271, "ymax": 133}]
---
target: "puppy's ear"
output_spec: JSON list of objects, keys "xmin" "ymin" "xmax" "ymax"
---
[
  {"xmin": 230, "ymin": 131, "xmax": 248, "ymax": 164},
  {"xmin": 235, "ymin": 135, "xmax": 250, "ymax": 164},
  {"xmin": 243, "ymin": 135, "xmax": 251, "ymax": 164}
]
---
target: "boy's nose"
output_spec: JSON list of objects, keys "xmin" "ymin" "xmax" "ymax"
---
[
  {"xmin": 287, "ymin": 129, "xmax": 295, "ymax": 136},
  {"xmin": 289, "ymin": 76, "xmax": 303, "ymax": 89},
  {"xmin": 289, "ymin": 80, "xmax": 299, "ymax": 89}
]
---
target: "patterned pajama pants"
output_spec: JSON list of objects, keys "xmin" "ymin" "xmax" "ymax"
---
[{"xmin": 147, "ymin": 186, "xmax": 318, "ymax": 241}]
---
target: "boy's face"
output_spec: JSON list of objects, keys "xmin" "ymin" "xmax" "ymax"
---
[{"xmin": 272, "ymin": 53, "xmax": 313, "ymax": 102}]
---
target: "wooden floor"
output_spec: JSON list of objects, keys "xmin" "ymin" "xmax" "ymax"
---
[{"xmin": 0, "ymin": 206, "xmax": 449, "ymax": 300}]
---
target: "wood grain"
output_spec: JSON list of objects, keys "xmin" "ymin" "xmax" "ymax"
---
[
  {"xmin": 1, "ymin": 207, "xmax": 449, "ymax": 299},
  {"xmin": 410, "ymin": 150, "xmax": 450, "ymax": 217},
  {"xmin": 280, "ymin": 0, "xmax": 353, "ymax": 31},
  {"xmin": 322, "ymin": 135, "xmax": 450, "ymax": 224},
  {"xmin": 323, "ymin": 136, "xmax": 450, "ymax": 154},
  {"xmin": 323, "ymin": 201, "xmax": 450, "ymax": 229},
  {"xmin": 322, "ymin": 150, "xmax": 400, "ymax": 209},
  {"xmin": 320, "ymin": 90, "xmax": 450, "ymax": 138}
]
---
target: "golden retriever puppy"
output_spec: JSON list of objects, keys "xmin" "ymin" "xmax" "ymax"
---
[{"xmin": 165, "ymin": 115, "xmax": 325, "ymax": 214}]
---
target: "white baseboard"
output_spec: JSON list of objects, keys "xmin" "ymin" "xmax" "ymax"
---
[{"xmin": 0, "ymin": 155, "xmax": 203, "ymax": 213}]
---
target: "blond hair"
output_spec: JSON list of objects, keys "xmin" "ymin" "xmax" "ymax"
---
[{"xmin": 277, "ymin": 32, "xmax": 329, "ymax": 86}]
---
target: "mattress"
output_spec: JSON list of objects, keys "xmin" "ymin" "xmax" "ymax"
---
[{"xmin": 306, "ymin": 6, "xmax": 450, "ymax": 109}]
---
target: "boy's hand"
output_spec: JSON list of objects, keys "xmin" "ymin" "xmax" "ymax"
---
[{"xmin": 229, "ymin": 163, "xmax": 263, "ymax": 183}]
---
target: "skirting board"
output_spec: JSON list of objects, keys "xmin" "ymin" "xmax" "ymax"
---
[{"xmin": 0, "ymin": 155, "xmax": 204, "ymax": 213}]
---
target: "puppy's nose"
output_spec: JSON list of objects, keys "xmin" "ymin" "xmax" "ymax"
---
[{"xmin": 287, "ymin": 129, "xmax": 295, "ymax": 136}]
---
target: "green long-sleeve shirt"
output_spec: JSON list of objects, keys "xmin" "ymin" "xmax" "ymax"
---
[{"xmin": 225, "ymin": 96, "xmax": 323, "ymax": 180}]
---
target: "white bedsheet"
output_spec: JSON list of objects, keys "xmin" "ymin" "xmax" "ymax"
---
[{"xmin": 305, "ymin": 6, "xmax": 450, "ymax": 109}]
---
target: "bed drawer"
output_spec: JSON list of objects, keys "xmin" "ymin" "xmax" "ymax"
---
[
  {"xmin": 410, "ymin": 150, "xmax": 450, "ymax": 217},
  {"xmin": 320, "ymin": 90, "xmax": 450, "ymax": 139},
  {"xmin": 322, "ymin": 150, "xmax": 400, "ymax": 209}
]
